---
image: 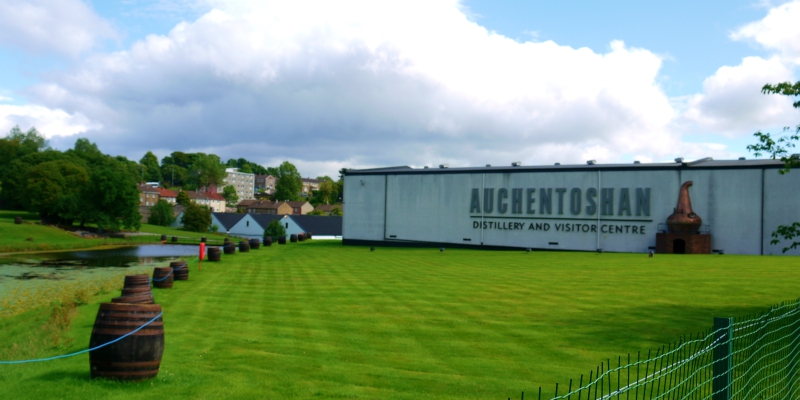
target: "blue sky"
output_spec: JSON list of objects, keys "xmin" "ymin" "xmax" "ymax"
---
[{"xmin": 0, "ymin": 0, "xmax": 798, "ymax": 177}]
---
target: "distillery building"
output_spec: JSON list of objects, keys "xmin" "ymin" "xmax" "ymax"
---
[{"xmin": 342, "ymin": 158, "xmax": 800, "ymax": 255}]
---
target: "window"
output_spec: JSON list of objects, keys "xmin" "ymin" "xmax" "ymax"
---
[
  {"xmin": 285, "ymin": 223, "xmax": 288, "ymax": 228},
  {"xmin": 247, "ymin": 221, "xmax": 249, "ymax": 227}
]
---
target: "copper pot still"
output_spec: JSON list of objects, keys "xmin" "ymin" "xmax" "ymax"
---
[{"xmin": 667, "ymin": 181, "xmax": 702, "ymax": 234}]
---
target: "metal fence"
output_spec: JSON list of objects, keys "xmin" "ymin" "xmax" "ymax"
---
[{"xmin": 518, "ymin": 298, "xmax": 800, "ymax": 400}]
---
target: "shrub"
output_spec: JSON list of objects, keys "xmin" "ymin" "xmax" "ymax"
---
[
  {"xmin": 264, "ymin": 219, "xmax": 286, "ymax": 239},
  {"xmin": 183, "ymin": 202, "xmax": 212, "ymax": 232},
  {"xmin": 148, "ymin": 199, "xmax": 176, "ymax": 226}
]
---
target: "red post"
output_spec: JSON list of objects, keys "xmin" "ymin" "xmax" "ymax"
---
[{"xmin": 199, "ymin": 242, "xmax": 205, "ymax": 271}]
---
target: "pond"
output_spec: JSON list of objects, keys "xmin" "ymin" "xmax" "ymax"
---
[{"xmin": 0, "ymin": 244, "xmax": 200, "ymax": 318}]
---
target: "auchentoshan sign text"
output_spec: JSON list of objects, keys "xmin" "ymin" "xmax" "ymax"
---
[{"xmin": 470, "ymin": 187, "xmax": 652, "ymax": 235}]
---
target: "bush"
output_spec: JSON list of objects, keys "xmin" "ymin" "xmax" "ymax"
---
[
  {"xmin": 183, "ymin": 202, "xmax": 212, "ymax": 232},
  {"xmin": 308, "ymin": 209, "xmax": 326, "ymax": 216},
  {"xmin": 264, "ymin": 219, "xmax": 286, "ymax": 240},
  {"xmin": 148, "ymin": 199, "xmax": 176, "ymax": 226}
]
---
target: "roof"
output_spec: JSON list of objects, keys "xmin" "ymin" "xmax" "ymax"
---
[
  {"xmin": 286, "ymin": 201, "xmax": 311, "ymax": 208},
  {"xmin": 206, "ymin": 192, "xmax": 225, "ymax": 201},
  {"xmin": 184, "ymin": 191, "xmax": 207, "ymax": 200},
  {"xmin": 344, "ymin": 158, "xmax": 786, "ymax": 176},
  {"xmin": 237, "ymin": 199, "xmax": 258, "ymax": 207},
  {"xmin": 290, "ymin": 215, "xmax": 343, "ymax": 236},
  {"xmin": 250, "ymin": 213, "xmax": 288, "ymax": 229},
  {"xmin": 302, "ymin": 178, "xmax": 323, "ymax": 184},
  {"xmin": 242, "ymin": 200, "xmax": 288, "ymax": 209},
  {"xmin": 137, "ymin": 184, "xmax": 159, "ymax": 193},
  {"xmin": 211, "ymin": 212, "xmax": 246, "ymax": 230},
  {"xmin": 156, "ymin": 188, "xmax": 177, "ymax": 198},
  {"xmin": 314, "ymin": 204, "xmax": 342, "ymax": 212}
]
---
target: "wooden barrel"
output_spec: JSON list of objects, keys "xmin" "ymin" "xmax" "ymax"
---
[
  {"xmin": 224, "ymin": 238, "xmax": 231, "ymax": 245},
  {"xmin": 249, "ymin": 238, "xmax": 260, "ymax": 249},
  {"xmin": 114, "ymin": 275, "xmax": 153, "ymax": 304},
  {"xmin": 278, "ymin": 236, "xmax": 286, "ymax": 245},
  {"xmin": 298, "ymin": 233, "xmax": 306, "ymax": 242},
  {"xmin": 89, "ymin": 303, "xmax": 164, "ymax": 381},
  {"xmin": 263, "ymin": 237, "xmax": 272, "ymax": 246},
  {"xmin": 111, "ymin": 293, "xmax": 153, "ymax": 304},
  {"xmin": 160, "ymin": 235, "xmax": 167, "ymax": 241},
  {"xmin": 170, "ymin": 261, "xmax": 188, "ymax": 281},
  {"xmin": 207, "ymin": 246, "xmax": 221, "ymax": 261},
  {"xmin": 238, "ymin": 241, "xmax": 250, "ymax": 253},
  {"xmin": 124, "ymin": 274, "xmax": 150, "ymax": 288},
  {"xmin": 290, "ymin": 234, "xmax": 298, "ymax": 243},
  {"xmin": 171, "ymin": 236, "xmax": 178, "ymax": 243},
  {"xmin": 14, "ymin": 216, "xmax": 22, "ymax": 224},
  {"xmin": 223, "ymin": 243, "xmax": 236, "ymax": 255},
  {"xmin": 152, "ymin": 267, "xmax": 173, "ymax": 289},
  {"xmin": 307, "ymin": 232, "xmax": 312, "ymax": 239}
]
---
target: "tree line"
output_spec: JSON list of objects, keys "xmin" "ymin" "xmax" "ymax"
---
[{"xmin": 0, "ymin": 128, "xmax": 141, "ymax": 231}]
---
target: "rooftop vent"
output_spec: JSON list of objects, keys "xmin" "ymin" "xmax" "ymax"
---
[
  {"xmin": 511, "ymin": 161, "xmax": 522, "ymax": 167},
  {"xmin": 485, "ymin": 164, "xmax": 491, "ymax": 167},
  {"xmin": 554, "ymin": 162, "xmax": 561, "ymax": 165},
  {"xmin": 633, "ymin": 161, "xmax": 641, "ymax": 164},
  {"xmin": 439, "ymin": 164, "xmax": 449, "ymax": 169},
  {"xmin": 587, "ymin": 160, "xmax": 596, "ymax": 165},
  {"xmin": 738, "ymin": 157, "xmax": 746, "ymax": 160},
  {"xmin": 675, "ymin": 157, "xmax": 684, "ymax": 163},
  {"xmin": 423, "ymin": 166, "xmax": 429, "ymax": 169}
]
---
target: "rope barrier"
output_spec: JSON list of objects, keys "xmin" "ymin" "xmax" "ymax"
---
[{"xmin": 0, "ymin": 312, "xmax": 163, "ymax": 364}]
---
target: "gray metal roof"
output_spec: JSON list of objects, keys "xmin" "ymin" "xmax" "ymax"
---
[
  {"xmin": 250, "ymin": 214, "xmax": 287, "ymax": 230},
  {"xmin": 344, "ymin": 158, "xmax": 786, "ymax": 176},
  {"xmin": 211, "ymin": 213, "xmax": 246, "ymax": 230},
  {"xmin": 290, "ymin": 215, "xmax": 343, "ymax": 236}
]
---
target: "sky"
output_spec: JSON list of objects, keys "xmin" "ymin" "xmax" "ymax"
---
[{"xmin": 0, "ymin": 0, "xmax": 798, "ymax": 178}]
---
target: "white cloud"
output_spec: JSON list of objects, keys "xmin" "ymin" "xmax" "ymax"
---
[
  {"xmin": 0, "ymin": 0, "xmax": 116, "ymax": 56},
  {"xmin": 679, "ymin": 56, "xmax": 797, "ymax": 136},
  {"xmin": 731, "ymin": 0, "xmax": 800, "ymax": 63},
  {"xmin": 0, "ymin": 103, "xmax": 100, "ymax": 138},
  {"xmin": 24, "ymin": 0, "xmax": 685, "ymax": 176}
]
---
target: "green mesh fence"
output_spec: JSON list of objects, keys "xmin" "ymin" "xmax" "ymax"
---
[{"xmin": 519, "ymin": 299, "xmax": 800, "ymax": 400}]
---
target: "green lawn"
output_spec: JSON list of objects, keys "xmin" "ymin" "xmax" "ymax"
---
[
  {"xmin": 0, "ymin": 211, "xmax": 230, "ymax": 252},
  {"xmin": 1, "ymin": 242, "xmax": 799, "ymax": 399}
]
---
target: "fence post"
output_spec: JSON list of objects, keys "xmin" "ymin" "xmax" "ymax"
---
[{"xmin": 712, "ymin": 317, "xmax": 733, "ymax": 400}]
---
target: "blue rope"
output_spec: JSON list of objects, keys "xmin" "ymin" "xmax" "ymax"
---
[
  {"xmin": 152, "ymin": 269, "xmax": 173, "ymax": 282},
  {"xmin": 0, "ymin": 311, "xmax": 163, "ymax": 364}
]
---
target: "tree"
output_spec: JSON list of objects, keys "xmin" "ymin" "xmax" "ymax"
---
[
  {"xmin": 273, "ymin": 161, "xmax": 303, "ymax": 201},
  {"xmin": 24, "ymin": 160, "xmax": 89, "ymax": 223},
  {"xmin": 176, "ymin": 190, "xmax": 191, "ymax": 206},
  {"xmin": 747, "ymin": 81, "xmax": 800, "ymax": 252},
  {"xmin": 317, "ymin": 179, "xmax": 334, "ymax": 204},
  {"xmin": 222, "ymin": 185, "xmax": 239, "ymax": 205},
  {"xmin": 330, "ymin": 207, "xmax": 343, "ymax": 216},
  {"xmin": 189, "ymin": 153, "xmax": 226, "ymax": 189},
  {"xmin": 0, "ymin": 126, "xmax": 48, "ymax": 205},
  {"xmin": 308, "ymin": 209, "xmax": 326, "ymax": 216},
  {"xmin": 148, "ymin": 199, "xmax": 176, "ymax": 226},
  {"xmin": 78, "ymin": 156, "xmax": 141, "ymax": 231},
  {"xmin": 264, "ymin": 219, "xmax": 286, "ymax": 239},
  {"xmin": 139, "ymin": 151, "xmax": 162, "ymax": 183},
  {"xmin": 67, "ymin": 138, "xmax": 105, "ymax": 166},
  {"xmin": 182, "ymin": 201, "xmax": 212, "ymax": 232}
]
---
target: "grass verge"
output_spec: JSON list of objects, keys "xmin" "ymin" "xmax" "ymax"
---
[
  {"xmin": 0, "ymin": 242, "xmax": 798, "ymax": 399},
  {"xmin": 0, "ymin": 211, "xmax": 227, "ymax": 253}
]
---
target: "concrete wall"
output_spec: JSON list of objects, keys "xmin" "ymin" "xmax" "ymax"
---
[{"xmin": 344, "ymin": 166, "xmax": 800, "ymax": 255}]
